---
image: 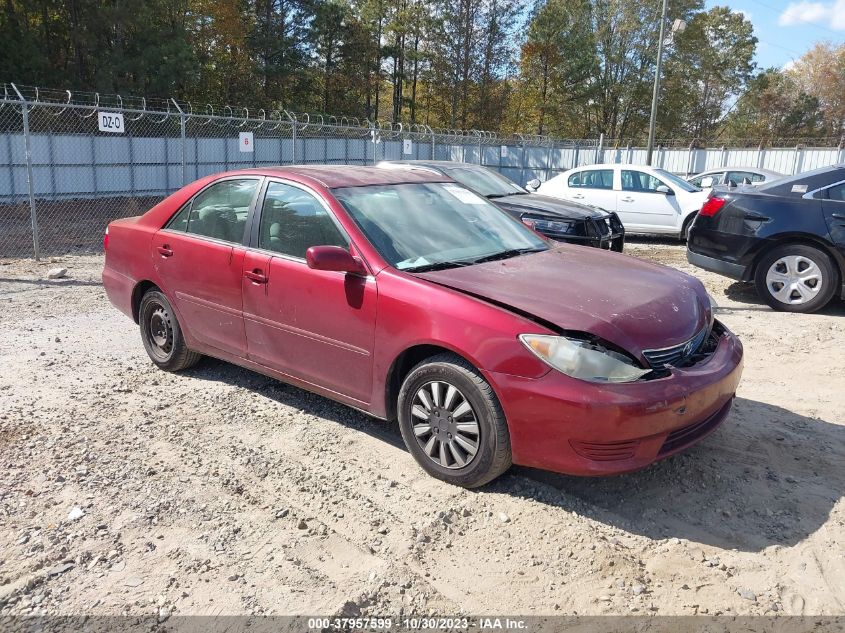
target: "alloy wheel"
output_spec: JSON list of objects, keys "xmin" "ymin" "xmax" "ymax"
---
[
  {"xmin": 410, "ymin": 381, "xmax": 480, "ymax": 469},
  {"xmin": 765, "ymin": 255, "xmax": 823, "ymax": 305}
]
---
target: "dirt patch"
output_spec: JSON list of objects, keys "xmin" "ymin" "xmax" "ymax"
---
[{"xmin": 1, "ymin": 241, "xmax": 843, "ymax": 617}]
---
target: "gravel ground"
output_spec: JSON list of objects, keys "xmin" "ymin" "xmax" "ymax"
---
[{"xmin": 1, "ymin": 240, "xmax": 844, "ymax": 618}]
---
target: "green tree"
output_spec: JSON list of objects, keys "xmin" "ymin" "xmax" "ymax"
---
[
  {"xmin": 518, "ymin": 0, "xmax": 595, "ymax": 135},
  {"xmin": 660, "ymin": 6, "xmax": 757, "ymax": 140}
]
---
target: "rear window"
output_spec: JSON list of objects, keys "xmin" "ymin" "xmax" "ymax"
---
[{"xmin": 758, "ymin": 165, "xmax": 845, "ymax": 197}]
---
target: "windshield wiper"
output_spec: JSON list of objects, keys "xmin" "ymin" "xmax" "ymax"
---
[
  {"xmin": 403, "ymin": 260, "xmax": 473, "ymax": 273},
  {"xmin": 486, "ymin": 191, "xmax": 527, "ymax": 199},
  {"xmin": 471, "ymin": 247, "xmax": 546, "ymax": 264}
]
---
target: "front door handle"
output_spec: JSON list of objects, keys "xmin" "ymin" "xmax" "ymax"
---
[
  {"xmin": 244, "ymin": 269, "xmax": 268, "ymax": 284},
  {"xmin": 157, "ymin": 245, "xmax": 173, "ymax": 257},
  {"xmin": 621, "ymin": 197, "xmax": 634, "ymax": 203},
  {"xmin": 831, "ymin": 213, "xmax": 845, "ymax": 220},
  {"xmin": 572, "ymin": 193, "xmax": 584, "ymax": 199}
]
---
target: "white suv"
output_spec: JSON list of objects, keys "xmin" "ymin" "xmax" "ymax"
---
[{"xmin": 533, "ymin": 163, "xmax": 709, "ymax": 238}]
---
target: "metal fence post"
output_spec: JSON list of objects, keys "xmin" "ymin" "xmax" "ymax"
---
[
  {"xmin": 290, "ymin": 114, "xmax": 298, "ymax": 164},
  {"xmin": 11, "ymin": 84, "xmax": 39, "ymax": 260},
  {"xmin": 596, "ymin": 133, "xmax": 604, "ymax": 164},
  {"xmin": 431, "ymin": 130, "xmax": 436, "ymax": 160},
  {"xmin": 172, "ymin": 99, "xmax": 187, "ymax": 186}
]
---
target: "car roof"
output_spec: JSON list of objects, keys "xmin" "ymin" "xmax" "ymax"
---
[
  {"xmin": 238, "ymin": 164, "xmax": 453, "ymax": 188},
  {"xmin": 378, "ymin": 160, "xmax": 480, "ymax": 173},
  {"xmin": 693, "ymin": 166, "xmax": 783, "ymax": 176}
]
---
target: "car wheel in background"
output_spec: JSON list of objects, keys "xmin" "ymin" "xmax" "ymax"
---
[
  {"xmin": 754, "ymin": 244, "xmax": 837, "ymax": 313},
  {"xmin": 139, "ymin": 289, "xmax": 202, "ymax": 371},
  {"xmin": 397, "ymin": 353, "xmax": 511, "ymax": 488},
  {"xmin": 681, "ymin": 213, "xmax": 697, "ymax": 241}
]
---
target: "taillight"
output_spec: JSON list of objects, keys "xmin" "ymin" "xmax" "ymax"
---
[
  {"xmin": 103, "ymin": 227, "xmax": 109, "ymax": 251},
  {"xmin": 700, "ymin": 196, "xmax": 726, "ymax": 217}
]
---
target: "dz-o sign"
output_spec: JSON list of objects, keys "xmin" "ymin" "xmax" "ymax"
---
[{"xmin": 239, "ymin": 132, "xmax": 254, "ymax": 153}]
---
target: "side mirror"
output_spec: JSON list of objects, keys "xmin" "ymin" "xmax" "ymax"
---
[
  {"xmin": 655, "ymin": 185, "xmax": 673, "ymax": 195},
  {"xmin": 700, "ymin": 176, "xmax": 715, "ymax": 188},
  {"xmin": 306, "ymin": 245, "xmax": 365, "ymax": 274},
  {"xmin": 526, "ymin": 178, "xmax": 541, "ymax": 192}
]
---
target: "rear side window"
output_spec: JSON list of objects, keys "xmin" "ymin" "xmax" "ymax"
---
[
  {"xmin": 258, "ymin": 182, "xmax": 347, "ymax": 258},
  {"xmin": 621, "ymin": 170, "xmax": 665, "ymax": 192},
  {"xmin": 825, "ymin": 183, "xmax": 845, "ymax": 201},
  {"xmin": 569, "ymin": 169, "xmax": 613, "ymax": 190},
  {"xmin": 167, "ymin": 178, "xmax": 259, "ymax": 243}
]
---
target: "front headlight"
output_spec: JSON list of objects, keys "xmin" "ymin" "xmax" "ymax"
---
[{"xmin": 520, "ymin": 334, "xmax": 650, "ymax": 383}]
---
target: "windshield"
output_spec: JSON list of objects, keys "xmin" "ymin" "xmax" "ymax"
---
[
  {"xmin": 655, "ymin": 169, "xmax": 700, "ymax": 193},
  {"xmin": 332, "ymin": 182, "xmax": 548, "ymax": 271},
  {"xmin": 440, "ymin": 166, "xmax": 526, "ymax": 198}
]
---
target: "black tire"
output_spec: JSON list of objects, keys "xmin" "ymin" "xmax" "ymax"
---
[
  {"xmin": 753, "ymin": 244, "xmax": 837, "ymax": 313},
  {"xmin": 138, "ymin": 289, "xmax": 202, "ymax": 371},
  {"xmin": 397, "ymin": 353, "xmax": 511, "ymax": 488},
  {"xmin": 680, "ymin": 213, "xmax": 697, "ymax": 241}
]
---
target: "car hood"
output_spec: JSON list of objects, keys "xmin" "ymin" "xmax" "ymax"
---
[
  {"xmin": 493, "ymin": 194, "xmax": 609, "ymax": 220},
  {"xmin": 415, "ymin": 246, "xmax": 710, "ymax": 359}
]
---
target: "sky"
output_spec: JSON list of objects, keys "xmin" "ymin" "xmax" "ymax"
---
[{"xmin": 704, "ymin": 0, "xmax": 845, "ymax": 69}]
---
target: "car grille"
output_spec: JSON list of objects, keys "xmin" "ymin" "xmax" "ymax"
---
[{"xmin": 643, "ymin": 325, "xmax": 709, "ymax": 368}]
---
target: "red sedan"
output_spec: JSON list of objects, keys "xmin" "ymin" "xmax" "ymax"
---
[{"xmin": 103, "ymin": 166, "xmax": 743, "ymax": 487}]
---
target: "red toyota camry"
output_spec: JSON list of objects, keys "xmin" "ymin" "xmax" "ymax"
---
[{"xmin": 103, "ymin": 166, "xmax": 743, "ymax": 487}]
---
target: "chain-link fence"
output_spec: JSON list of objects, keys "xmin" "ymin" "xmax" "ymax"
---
[{"xmin": 2, "ymin": 83, "xmax": 845, "ymax": 259}]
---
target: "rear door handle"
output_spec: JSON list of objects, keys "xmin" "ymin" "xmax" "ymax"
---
[
  {"xmin": 244, "ymin": 269, "xmax": 268, "ymax": 284},
  {"xmin": 744, "ymin": 213, "xmax": 769, "ymax": 221},
  {"xmin": 831, "ymin": 213, "xmax": 845, "ymax": 220},
  {"xmin": 572, "ymin": 193, "xmax": 584, "ymax": 199},
  {"xmin": 621, "ymin": 197, "xmax": 634, "ymax": 203},
  {"xmin": 157, "ymin": 245, "xmax": 173, "ymax": 257}
]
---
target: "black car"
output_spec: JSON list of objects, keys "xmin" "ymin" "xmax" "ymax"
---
[
  {"xmin": 377, "ymin": 161, "xmax": 625, "ymax": 251},
  {"xmin": 687, "ymin": 163, "xmax": 845, "ymax": 313}
]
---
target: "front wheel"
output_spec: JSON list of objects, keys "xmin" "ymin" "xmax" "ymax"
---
[
  {"xmin": 754, "ymin": 244, "xmax": 837, "ymax": 313},
  {"xmin": 139, "ymin": 289, "xmax": 202, "ymax": 371},
  {"xmin": 680, "ymin": 213, "xmax": 697, "ymax": 241},
  {"xmin": 397, "ymin": 353, "xmax": 511, "ymax": 488}
]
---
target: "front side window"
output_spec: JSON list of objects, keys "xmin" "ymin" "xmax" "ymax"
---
[
  {"xmin": 167, "ymin": 178, "xmax": 259, "ymax": 243},
  {"xmin": 569, "ymin": 169, "xmax": 613, "ymax": 190},
  {"xmin": 258, "ymin": 182, "xmax": 347, "ymax": 258},
  {"xmin": 622, "ymin": 170, "xmax": 665, "ymax": 192},
  {"xmin": 689, "ymin": 172, "xmax": 724, "ymax": 187},
  {"xmin": 332, "ymin": 182, "xmax": 547, "ymax": 271}
]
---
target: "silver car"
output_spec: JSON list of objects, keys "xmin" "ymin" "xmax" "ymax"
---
[{"xmin": 687, "ymin": 166, "xmax": 783, "ymax": 189}]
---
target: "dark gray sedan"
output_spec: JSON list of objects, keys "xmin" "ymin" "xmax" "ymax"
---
[{"xmin": 378, "ymin": 161, "xmax": 625, "ymax": 251}]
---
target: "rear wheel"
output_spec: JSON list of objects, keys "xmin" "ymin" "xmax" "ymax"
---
[
  {"xmin": 139, "ymin": 290, "xmax": 202, "ymax": 371},
  {"xmin": 754, "ymin": 244, "xmax": 837, "ymax": 313},
  {"xmin": 397, "ymin": 353, "xmax": 511, "ymax": 488}
]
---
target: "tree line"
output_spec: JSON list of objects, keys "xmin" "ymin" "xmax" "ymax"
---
[{"xmin": 1, "ymin": 0, "xmax": 842, "ymax": 143}]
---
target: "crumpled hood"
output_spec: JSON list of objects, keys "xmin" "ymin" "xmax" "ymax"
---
[
  {"xmin": 494, "ymin": 194, "xmax": 609, "ymax": 220},
  {"xmin": 415, "ymin": 246, "xmax": 710, "ymax": 359}
]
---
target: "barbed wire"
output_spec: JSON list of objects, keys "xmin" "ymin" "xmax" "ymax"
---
[{"xmin": 5, "ymin": 83, "xmax": 841, "ymax": 149}]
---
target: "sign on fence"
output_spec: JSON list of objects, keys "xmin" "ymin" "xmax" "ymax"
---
[
  {"xmin": 97, "ymin": 111, "xmax": 125, "ymax": 133},
  {"xmin": 239, "ymin": 132, "xmax": 254, "ymax": 153},
  {"xmin": 403, "ymin": 139, "xmax": 413, "ymax": 155}
]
